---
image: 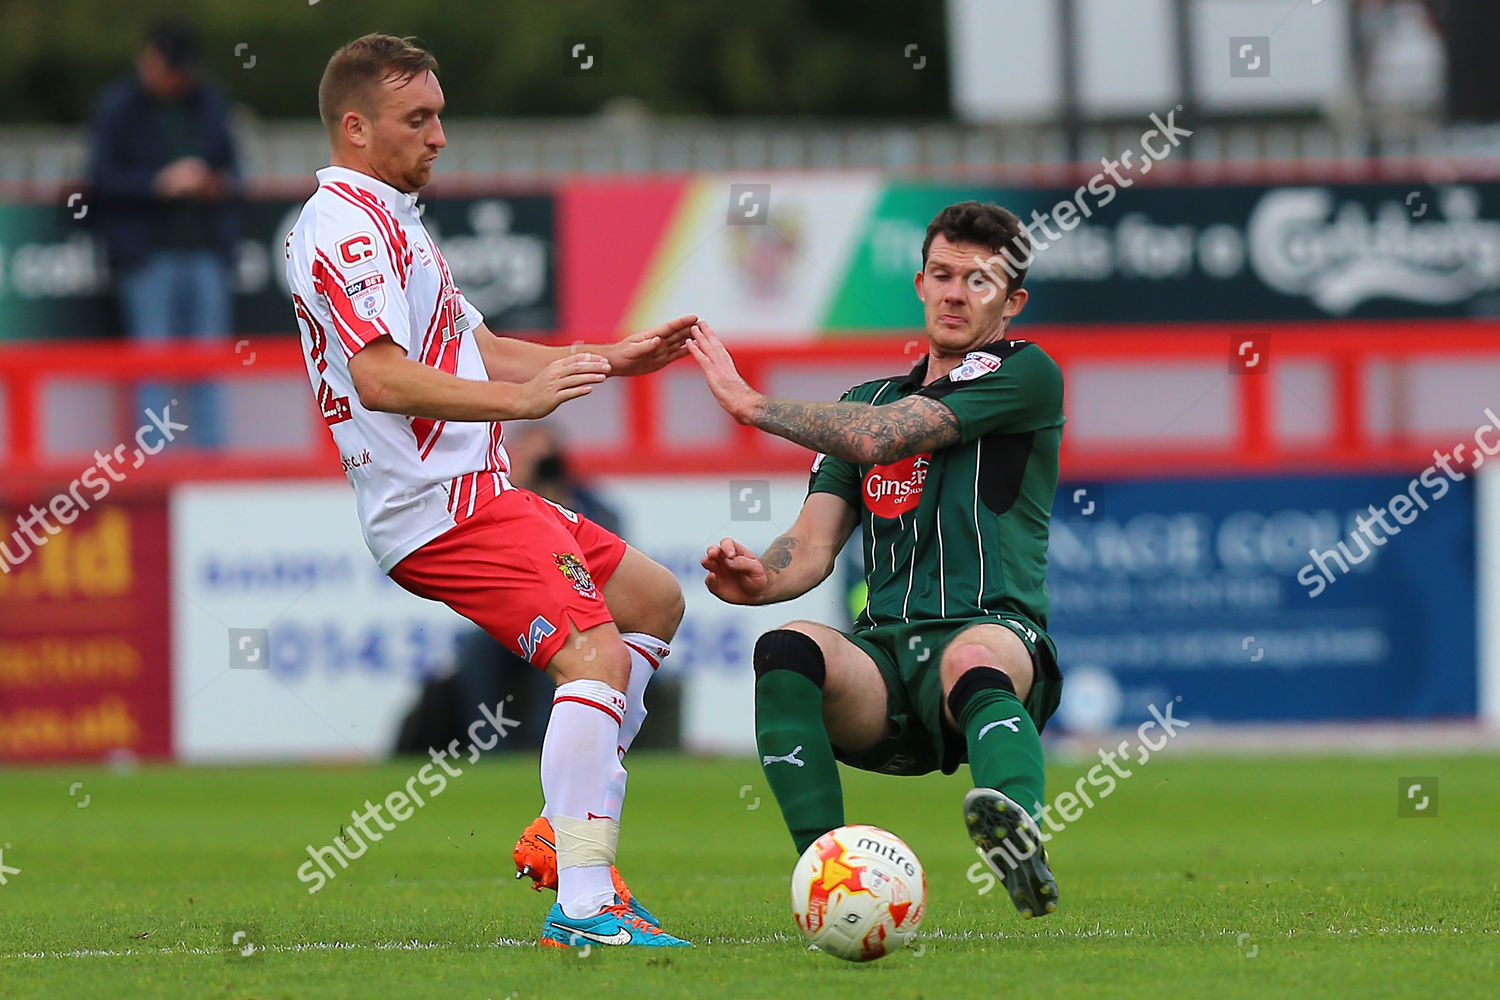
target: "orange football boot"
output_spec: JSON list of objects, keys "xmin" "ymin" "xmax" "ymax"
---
[{"xmin": 513, "ymin": 816, "xmax": 658, "ymax": 925}]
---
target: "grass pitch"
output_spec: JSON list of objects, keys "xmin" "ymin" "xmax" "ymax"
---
[{"xmin": 2, "ymin": 751, "xmax": 1497, "ymax": 999}]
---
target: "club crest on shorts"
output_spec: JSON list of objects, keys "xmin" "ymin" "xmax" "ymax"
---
[{"xmin": 554, "ymin": 553, "xmax": 598, "ymax": 598}]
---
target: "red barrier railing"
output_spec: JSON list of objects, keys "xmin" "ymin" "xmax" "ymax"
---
[{"xmin": 3, "ymin": 320, "xmax": 1498, "ymax": 498}]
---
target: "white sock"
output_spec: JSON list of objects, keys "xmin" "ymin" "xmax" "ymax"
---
[
  {"xmin": 544, "ymin": 635, "xmax": 670, "ymax": 822},
  {"xmin": 603, "ymin": 634, "xmax": 670, "ymax": 816},
  {"xmin": 560, "ymin": 864, "xmax": 615, "ymax": 920},
  {"xmin": 617, "ymin": 633, "xmax": 669, "ymax": 752},
  {"xmin": 543, "ymin": 678, "xmax": 626, "ymax": 919}
]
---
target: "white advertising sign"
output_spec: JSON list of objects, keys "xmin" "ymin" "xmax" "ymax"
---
[
  {"xmin": 171, "ymin": 483, "xmax": 472, "ymax": 761},
  {"xmin": 172, "ymin": 477, "xmax": 850, "ymax": 760}
]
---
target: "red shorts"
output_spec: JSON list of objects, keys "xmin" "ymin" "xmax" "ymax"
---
[{"xmin": 388, "ymin": 488, "xmax": 627, "ymax": 668}]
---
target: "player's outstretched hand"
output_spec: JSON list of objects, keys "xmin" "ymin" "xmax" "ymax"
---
[
  {"xmin": 701, "ymin": 537, "xmax": 770, "ymax": 605},
  {"xmin": 604, "ymin": 314, "xmax": 698, "ymax": 376},
  {"xmin": 686, "ymin": 321, "xmax": 759, "ymax": 423},
  {"xmin": 514, "ymin": 353, "xmax": 610, "ymax": 418}
]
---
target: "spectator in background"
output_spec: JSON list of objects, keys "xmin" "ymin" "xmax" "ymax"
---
[
  {"xmin": 87, "ymin": 19, "xmax": 241, "ymax": 448},
  {"xmin": 504, "ymin": 423, "xmax": 624, "ymax": 536}
]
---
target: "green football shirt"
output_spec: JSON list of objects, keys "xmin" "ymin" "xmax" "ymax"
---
[{"xmin": 809, "ymin": 338, "xmax": 1064, "ymax": 631}]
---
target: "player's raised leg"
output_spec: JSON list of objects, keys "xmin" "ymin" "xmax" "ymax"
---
[
  {"xmin": 516, "ymin": 544, "xmax": 683, "ymax": 927},
  {"xmin": 536, "ymin": 621, "xmax": 689, "ymax": 948},
  {"xmin": 940, "ymin": 622, "xmax": 1057, "ymax": 917},
  {"xmin": 517, "ymin": 544, "xmax": 682, "ymax": 824},
  {"xmin": 596, "ymin": 549, "xmax": 680, "ymax": 928},
  {"xmin": 754, "ymin": 621, "xmax": 889, "ymax": 854}
]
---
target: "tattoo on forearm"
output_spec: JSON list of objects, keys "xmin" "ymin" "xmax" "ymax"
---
[
  {"xmin": 762, "ymin": 535, "xmax": 797, "ymax": 575},
  {"xmin": 755, "ymin": 395, "xmax": 961, "ymax": 463}
]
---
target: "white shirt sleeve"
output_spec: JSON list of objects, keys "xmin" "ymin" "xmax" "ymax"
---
[{"xmin": 309, "ymin": 212, "xmax": 414, "ymax": 356}]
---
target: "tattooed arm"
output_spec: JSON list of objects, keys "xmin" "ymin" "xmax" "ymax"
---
[
  {"xmin": 687, "ymin": 320, "xmax": 960, "ymax": 463},
  {"xmin": 751, "ymin": 395, "xmax": 959, "ymax": 464},
  {"xmin": 702, "ymin": 493, "xmax": 859, "ymax": 605}
]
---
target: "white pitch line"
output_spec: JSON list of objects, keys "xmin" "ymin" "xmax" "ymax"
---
[
  {"xmin": 9, "ymin": 940, "xmax": 475, "ymax": 960},
  {"xmin": 5, "ymin": 925, "xmax": 1487, "ymax": 960}
]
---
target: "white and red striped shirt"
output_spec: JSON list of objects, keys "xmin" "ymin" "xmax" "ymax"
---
[{"xmin": 285, "ymin": 165, "xmax": 512, "ymax": 571}]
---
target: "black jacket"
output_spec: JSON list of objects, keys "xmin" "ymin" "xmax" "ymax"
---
[{"xmin": 86, "ymin": 72, "xmax": 242, "ymax": 270}]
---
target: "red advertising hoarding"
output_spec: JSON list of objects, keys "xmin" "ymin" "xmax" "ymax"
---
[{"xmin": 0, "ymin": 497, "xmax": 173, "ymax": 761}]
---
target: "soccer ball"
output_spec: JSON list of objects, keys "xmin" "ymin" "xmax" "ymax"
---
[{"xmin": 790, "ymin": 824, "xmax": 926, "ymax": 961}]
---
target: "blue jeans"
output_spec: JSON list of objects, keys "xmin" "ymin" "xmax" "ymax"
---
[{"xmin": 119, "ymin": 250, "xmax": 233, "ymax": 448}]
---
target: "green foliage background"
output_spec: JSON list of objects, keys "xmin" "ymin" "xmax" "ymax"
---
[{"xmin": 0, "ymin": 0, "xmax": 951, "ymax": 123}]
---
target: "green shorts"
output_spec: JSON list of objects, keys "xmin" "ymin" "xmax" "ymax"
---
[{"xmin": 833, "ymin": 615, "xmax": 1063, "ymax": 777}]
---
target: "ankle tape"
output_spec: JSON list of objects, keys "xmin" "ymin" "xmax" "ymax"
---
[{"xmin": 552, "ymin": 815, "xmax": 620, "ymax": 869}]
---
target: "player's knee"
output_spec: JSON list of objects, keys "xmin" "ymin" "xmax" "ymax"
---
[
  {"xmin": 940, "ymin": 640, "xmax": 1001, "ymax": 689},
  {"xmin": 776, "ymin": 621, "xmax": 828, "ymax": 644},
  {"xmin": 599, "ymin": 642, "xmax": 632, "ymax": 689},
  {"xmin": 551, "ymin": 639, "xmax": 631, "ymax": 691},
  {"xmin": 658, "ymin": 575, "xmax": 686, "ymax": 637},
  {"xmin": 945, "ymin": 666, "xmax": 1017, "ymax": 727},
  {"xmin": 753, "ymin": 627, "xmax": 827, "ymax": 688},
  {"xmin": 630, "ymin": 559, "xmax": 686, "ymax": 640}
]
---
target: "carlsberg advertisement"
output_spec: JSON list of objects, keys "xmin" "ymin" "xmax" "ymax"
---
[{"xmin": 824, "ymin": 181, "xmax": 1500, "ymax": 328}]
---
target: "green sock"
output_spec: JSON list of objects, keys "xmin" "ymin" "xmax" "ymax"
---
[
  {"xmin": 755, "ymin": 669, "xmax": 844, "ymax": 854},
  {"xmin": 958, "ymin": 687, "xmax": 1046, "ymax": 818}
]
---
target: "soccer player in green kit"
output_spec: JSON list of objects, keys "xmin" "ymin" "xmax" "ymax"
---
[{"xmin": 687, "ymin": 201, "xmax": 1064, "ymax": 917}]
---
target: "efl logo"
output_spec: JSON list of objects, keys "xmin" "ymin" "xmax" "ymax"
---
[
  {"xmin": 863, "ymin": 453, "xmax": 931, "ymax": 519},
  {"xmin": 949, "ymin": 351, "xmax": 1002, "ymax": 383},
  {"xmin": 344, "ymin": 272, "xmax": 387, "ymax": 321},
  {"xmin": 338, "ymin": 232, "xmax": 377, "ymax": 266}
]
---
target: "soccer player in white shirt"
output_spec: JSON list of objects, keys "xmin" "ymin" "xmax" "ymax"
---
[{"xmin": 285, "ymin": 34, "xmax": 690, "ymax": 948}]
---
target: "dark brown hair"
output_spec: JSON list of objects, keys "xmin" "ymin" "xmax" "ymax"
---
[
  {"xmin": 144, "ymin": 19, "xmax": 199, "ymax": 70},
  {"xmin": 318, "ymin": 34, "xmax": 439, "ymax": 139},
  {"xmin": 921, "ymin": 201, "xmax": 1032, "ymax": 293}
]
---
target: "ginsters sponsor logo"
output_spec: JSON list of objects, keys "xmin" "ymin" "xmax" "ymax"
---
[{"xmin": 863, "ymin": 453, "xmax": 931, "ymax": 519}]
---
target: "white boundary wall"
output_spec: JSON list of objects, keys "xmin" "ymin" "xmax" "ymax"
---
[
  {"xmin": 171, "ymin": 483, "xmax": 473, "ymax": 761},
  {"xmin": 170, "ymin": 470, "xmax": 1494, "ymax": 761},
  {"xmin": 169, "ymin": 478, "xmax": 841, "ymax": 759}
]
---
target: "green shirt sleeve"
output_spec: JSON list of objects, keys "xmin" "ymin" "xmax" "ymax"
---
[
  {"xmin": 915, "ymin": 342, "xmax": 1063, "ymax": 443},
  {"xmin": 808, "ymin": 451, "xmax": 860, "ymax": 505}
]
